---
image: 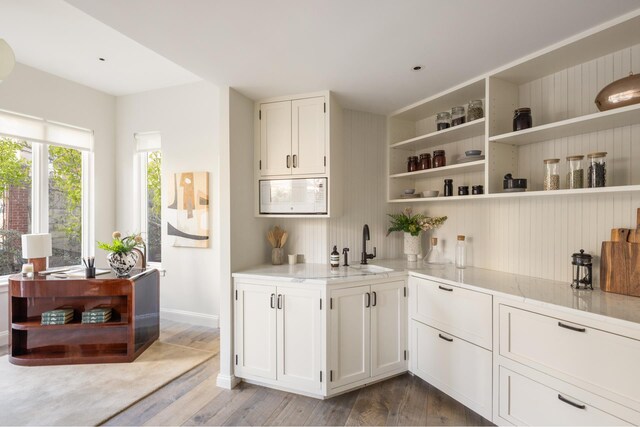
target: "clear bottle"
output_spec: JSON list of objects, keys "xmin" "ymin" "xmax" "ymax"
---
[
  {"xmin": 455, "ymin": 235, "xmax": 466, "ymax": 269},
  {"xmin": 424, "ymin": 237, "xmax": 448, "ymax": 265},
  {"xmin": 543, "ymin": 158, "xmax": 560, "ymax": 190},
  {"xmin": 436, "ymin": 112, "xmax": 451, "ymax": 131},
  {"xmin": 451, "ymin": 106, "xmax": 466, "ymax": 126},
  {"xmin": 587, "ymin": 152, "xmax": 607, "ymax": 188},
  {"xmin": 566, "ymin": 155, "xmax": 584, "ymax": 189}
]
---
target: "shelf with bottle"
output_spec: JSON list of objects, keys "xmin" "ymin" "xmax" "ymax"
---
[
  {"xmin": 489, "ymin": 103, "xmax": 640, "ymax": 146},
  {"xmin": 390, "ymin": 118, "xmax": 486, "ymax": 151},
  {"xmin": 390, "ymin": 160, "xmax": 485, "ymax": 179}
]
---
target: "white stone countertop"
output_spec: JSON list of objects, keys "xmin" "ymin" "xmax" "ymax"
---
[{"xmin": 234, "ymin": 259, "xmax": 640, "ymax": 328}]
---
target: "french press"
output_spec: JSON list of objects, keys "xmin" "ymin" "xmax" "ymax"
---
[{"xmin": 571, "ymin": 249, "xmax": 593, "ymax": 290}]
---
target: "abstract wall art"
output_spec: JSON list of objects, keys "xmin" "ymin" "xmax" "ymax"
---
[{"xmin": 166, "ymin": 171, "xmax": 209, "ymax": 248}]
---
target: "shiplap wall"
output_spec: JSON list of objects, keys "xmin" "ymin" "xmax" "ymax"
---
[{"xmin": 273, "ymin": 109, "xmax": 403, "ymax": 264}]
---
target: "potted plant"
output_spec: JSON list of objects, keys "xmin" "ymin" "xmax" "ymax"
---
[
  {"xmin": 98, "ymin": 231, "xmax": 144, "ymax": 277},
  {"xmin": 387, "ymin": 208, "xmax": 447, "ymax": 262}
]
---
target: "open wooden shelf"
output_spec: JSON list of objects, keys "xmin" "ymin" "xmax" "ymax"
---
[
  {"xmin": 489, "ymin": 104, "xmax": 640, "ymax": 146},
  {"xmin": 390, "ymin": 160, "xmax": 485, "ymax": 179},
  {"xmin": 390, "ymin": 119, "xmax": 485, "ymax": 150}
]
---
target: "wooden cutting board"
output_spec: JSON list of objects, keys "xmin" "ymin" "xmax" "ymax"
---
[
  {"xmin": 601, "ymin": 208, "xmax": 640, "ymax": 296},
  {"xmin": 629, "ymin": 208, "xmax": 640, "ymax": 243}
]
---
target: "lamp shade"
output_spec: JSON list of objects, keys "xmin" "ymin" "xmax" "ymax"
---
[
  {"xmin": 21, "ymin": 233, "xmax": 52, "ymax": 259},
  {"xmin": 0, "ymin": 39, "xmax": 16, "ymax": 82}
]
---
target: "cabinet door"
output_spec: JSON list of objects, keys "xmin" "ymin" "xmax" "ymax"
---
[
  {"xmin": 260, "ymin": 100, "xmax": 292, "ymax": 176},
  {"xmin": 292, "ymin": 97, "xmax": 326, "ymax": 175},
  {"xmin": 329, "ymin": 285, "xmax": 370, "ymax": 389},
  {"xmin": 371, "ymin": 280, "xmax": 407, "ymax": 377},
  {"xmin": 235, "ymin": 283, "xmax": 277, "ymax": 380},
  {"xmin": 277, "ymin": 287, "xmax": 323, "ymax": 393}
]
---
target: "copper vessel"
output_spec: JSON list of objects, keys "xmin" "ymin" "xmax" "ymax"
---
[{"xmin": 594, "ymin": 72, "xmax": 640, "ymax": 111}]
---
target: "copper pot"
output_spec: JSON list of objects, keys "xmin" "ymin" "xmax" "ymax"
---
[{"xmin": 594, "ymin": 72, "xmax": 640, "ymax": 111}]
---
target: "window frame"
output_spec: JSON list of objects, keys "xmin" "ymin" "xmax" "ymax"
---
[{"xmin": 0, "ymin": 112, "xmax": 93, "ymax": 281}]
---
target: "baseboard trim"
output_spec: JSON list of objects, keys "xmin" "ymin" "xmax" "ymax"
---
[
  {"xmin": 0, "ymin": 331, "xmax": 7, "ymax": 347},
  {"xmin": 160, "ymin": 308, "xmax": 219, "ymax": 328},
  {"xmin": 216, "ymin": 373, "xmax": 241, "ymax": 389}
]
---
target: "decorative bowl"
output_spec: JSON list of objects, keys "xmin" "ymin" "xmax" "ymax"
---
[
  {"xmin": 465, "ymin": 149, "xmax": 482, "ymax": 156},
  {"xmin": 403, "ymin": 188, "xmax": 416, "ymax": 195},
  {"xmin": 422, "ymin": 190, "xmax": 439, "ymax": 198}
]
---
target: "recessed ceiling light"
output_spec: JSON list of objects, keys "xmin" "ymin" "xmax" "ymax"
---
[
  {"xmin": 412, "ymin": 65, "xmax": 423, "ymax": 71},
  {"xmin": 98, "ymin": 57, "xmax": 106, "ymax": 62}
]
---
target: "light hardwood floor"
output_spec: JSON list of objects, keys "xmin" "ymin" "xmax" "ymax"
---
[{"xmin": 1, "ymin": 320, "xmax": 493, "ymax": 426}]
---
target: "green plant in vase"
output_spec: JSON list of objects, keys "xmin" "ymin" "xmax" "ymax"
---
[
  {"xmin": 387, "ymin": 208, "xmax": 447, "ymax": 261},
  {"xmin": 98, "ymin": 231, "xmax": 145, "ymax": 277}
]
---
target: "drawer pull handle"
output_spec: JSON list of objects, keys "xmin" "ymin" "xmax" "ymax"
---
[
  {"xmin": 372, "ymin": 291, "xmax": 377, "ymax": 307},
  {"xmin": 438, "ymin": 285, "xmax": 453, "ymax": 292},
  {"xmin": 270, "ymin": 293, "xmax": 276, "ymax": 309},
  {"xmin": 558, "ymin": 394, "xmax": 586, "ymax": 410},
  {"xmin": 438, "ymin": 333, "xmax": 453, "ymax": 342},
  {"xmin": 277, "ymin": 294, "xmax": 283, "ymax": 310},
  {"xmin": 365, "ymin": 292, "xmax": 371, "ymax": 308},
  {"xmin": 558, "ymin": 322, "xmax": 586, "ymax": 333}
]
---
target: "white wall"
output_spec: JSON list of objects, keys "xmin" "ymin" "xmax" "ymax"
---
[
  {"xmin": 115, "ymin": 81, "xmax": 220, "ymax": 326},
  {"xmin": 0, "ymin": 63, "xmax": 117, "ymax": 345}
]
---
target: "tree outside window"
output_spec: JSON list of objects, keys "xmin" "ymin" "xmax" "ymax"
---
[{"xmin": 146, "ymin": 150, "xmax": 161, "ymax": 263}]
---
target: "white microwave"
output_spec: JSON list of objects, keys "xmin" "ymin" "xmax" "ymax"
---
[{"xmin": 259, "ymin": 178, "xmax": 327, "ymax": 215}]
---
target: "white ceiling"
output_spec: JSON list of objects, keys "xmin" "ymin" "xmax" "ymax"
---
[
  {"xmin": 0, "ymin": 0, "xmax": 200, "ymax": 95},
  {"xmin": 4, "ymin": 0, "xmax": 640, "ymax": 114}
]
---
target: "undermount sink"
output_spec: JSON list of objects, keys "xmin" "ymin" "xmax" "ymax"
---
[{"xmin": 348, "ymin": 265, "xmax": 393, "ymax": 274}]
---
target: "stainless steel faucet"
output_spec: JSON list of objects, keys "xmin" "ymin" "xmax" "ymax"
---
[{"xmin": 361, "ymin": 224, "xmax": 376, "ymax": 264}]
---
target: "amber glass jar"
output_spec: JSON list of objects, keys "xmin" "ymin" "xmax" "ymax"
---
[
  {"xmin": 419, "ymin": 153, "xmax": 431, "ymax": 170},
  {"xmin": 433, "ymin": 150, "xmax": 446, "ymax": 168},
  {"xmin": 407, "ymin": 156, "xmax": 418, "ymax": 172}
]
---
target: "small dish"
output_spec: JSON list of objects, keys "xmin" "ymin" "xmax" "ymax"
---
[
  {"xmin": 400, "ymin": 193, "xmax": 421, "ymax": 199},
  {"xmin": 465, "ymin": 149, "xmax": 482, "ymax": 157},
  {"xmin": 403, "ymin": 188, "xmax": 416, "ymax": 195},
  {"xmin": 422, "ymin": 190, "xmax": 439, "ymax": 198}
]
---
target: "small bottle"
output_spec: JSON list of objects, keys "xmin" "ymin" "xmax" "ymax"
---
[
  {"xmin": 587, "ymin": 152, "xmax": 607, "ymax": 188},
  {"xmin": 444, "ymin": 179, "xmax": 453, "ymax": 197},
  {"xmin": 424, "ymin": 237, "xmax": 447, "ymax": 265},
  {"xmin": 543, "ymin": 158, "xmax": 560, "ymax": 191},
  {"xmin": 566, "ymin": 155, "xmax": 584, "ymax": 189},
  {"xmin": 455, "ymin": 235, "xmax": 466, "ymax": 269},
  {"xmin": 330, "ymin": 246, "xmax": 340, "ymax": 268}
]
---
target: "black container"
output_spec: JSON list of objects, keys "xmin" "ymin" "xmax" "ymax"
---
[
  {"xmin": 503, "ymin": 173, "xmax": 527, "ymax": 191},
  {"xmin": 85, "ymin": 267, "xmax": 96, "ymax": 278},
  {"xmin": 444, "ymin": 179, "xmax": 453, "ymax": 197},
  {"xmin": 458, "ymin": 186, "xmax": 469, "ymax": 196},
  {"xmin": 513, "ymin": 108, "xmax": 532, "ymax": 131},
  {"xmin": 571, "ymin": 249, "xmax": 593, "ymax": 290},
  {"xmin": 472, "ymin": 185, "xmax": 484, "ymax": 195}
]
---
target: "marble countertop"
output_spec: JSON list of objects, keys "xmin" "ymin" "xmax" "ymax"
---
[{"xmin": 234, "ymin": 259, "xmax": 640, "ymax": 328}]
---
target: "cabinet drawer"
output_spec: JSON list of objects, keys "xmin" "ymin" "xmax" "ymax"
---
[
  {"xmin": 499, "ymin": 305, "xmax": 640, "ymax": 407},
  {"xmin": 499, "ymin": 366, "xmax": 633, "ymax": 426},
  {"xmin": 409, "ymin": 277, "xmax": 492, "ymax": 349},
  {"xmin": 410, "ymin": 320, "xmax": 492, "ymax": 420}
]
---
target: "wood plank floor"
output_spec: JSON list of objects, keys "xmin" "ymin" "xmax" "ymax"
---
[{"xmin": 1, "ymin": 320, "xmax": 493, "ymax": 426}]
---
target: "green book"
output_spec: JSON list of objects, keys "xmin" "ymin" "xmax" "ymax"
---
[
  {"xmin": 41, "ymin": 319, "xmax": 72, "ymax": 325},
  {"xmin": 85, "ymin": 307, "xmax": 112, "ymax": 314},
  {"xmin": 82, "ymin": 315, "xmax": 111, "ymax": 321},
  {"xmin": 42, "ymin": 314, "xmax": 73, "ymax": 321},
  {"xmin": 82, "ymin": 318, "xmax": 111, "ymax": 324},
  {"xmin": 42, "ymin": 308, "xmax": 74, "ymax": 316}
]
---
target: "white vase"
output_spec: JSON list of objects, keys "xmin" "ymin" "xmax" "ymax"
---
[{"xmin": 404, "ymin": 232, "xmax": 421, "ymax": 262}]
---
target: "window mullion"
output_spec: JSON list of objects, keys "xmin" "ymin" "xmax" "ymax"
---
[{"xmin": 30, "ymin": 143, "xmax": 48, "ymax": 234}]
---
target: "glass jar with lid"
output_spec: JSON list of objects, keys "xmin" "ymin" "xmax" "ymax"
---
[
  {"xmin": 513, "ymin": 108, "xmax": 532, "ymax": 131},
  {"xmin": 467, "ymin": 100, "xmax": 484, "ymax": 122},
  {"xmin": 433, "ymin": 150, "xmax": 446, "ymax": 168},
  {"xmin": 451, "ymin": 106, "xmax": 466, "ymax": 126},
  {"xmin": 587, "ymin": 152, "xmax": 607, "ymax": 188},
  {"xmin": 543, "ymin": 158, "xmax": 560, "ymax": 190},
  {"xmin": 407, "ymin": 156, "xmax": 418, "ymax": 172},
  {"xmin": 419, "ymin": 153, "xmax": 431, "ymax": 170},
  {"xmin": 436, "ymin": 112, "xmax": 451, "ymax": 131},
  {"xmin": 566, "ymin": 155, "xmax": 584, "ymax": 189}
]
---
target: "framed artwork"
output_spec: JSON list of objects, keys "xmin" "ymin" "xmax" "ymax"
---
[{"xmin": 166, "ymin": 171, "xmax": 209, "ymax": 248}]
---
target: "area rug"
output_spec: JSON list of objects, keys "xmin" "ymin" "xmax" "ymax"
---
[{"xmin": 0, "ymin": 341, "xmax": 214, "ymax": 426}]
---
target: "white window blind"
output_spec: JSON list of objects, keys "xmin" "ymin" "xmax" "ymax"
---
[
  {"xmin": 0, "ymin": 109, "xmax": 93, "ymax": 150},
  {"xmin": 134, "ymin": 132, "xmax": 161, "ymax": 152}
]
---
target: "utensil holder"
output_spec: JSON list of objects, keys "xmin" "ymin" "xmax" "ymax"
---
[{"xmin": 272, "ymin": 248, "xmax": 284, "ymax": 265}]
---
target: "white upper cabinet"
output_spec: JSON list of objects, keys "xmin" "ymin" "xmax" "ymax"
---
[{"xmin": 258, "ymin": 96, "xmax": 326, "ymax": 177}]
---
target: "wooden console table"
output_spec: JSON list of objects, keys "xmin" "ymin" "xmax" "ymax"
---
[{"xmin": 8, "ymin": 268, "xmax": 159, "ymax": 366}]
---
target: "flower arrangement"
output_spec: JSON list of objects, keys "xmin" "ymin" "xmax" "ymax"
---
[
  {"xmin": 97, "ymin": 231, "xmax": 144, "ymax": 254},
  {"xmin": 386, "ymin": 208, "xmax": 447, "ymax": 236}
]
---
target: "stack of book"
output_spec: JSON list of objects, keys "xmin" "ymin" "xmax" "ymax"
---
[
  {"xmin": 82, "ymin": 307, "xmax": 112, "ymax": 324},
  {"xmin": 41, "ymin": 308, "xmax": 74, "ymax": 325}
]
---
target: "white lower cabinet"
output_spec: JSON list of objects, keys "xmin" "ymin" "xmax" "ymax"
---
[
  {"xmin": 411, "ymin": 320, "xmax": 492, "ymax": 420},
  {"xmin": 329, "ymin": 280, "xmax": 407, "ymax": 391},
  {"xmin": 498, "ymin": 366, "xmax": 634, "ymax": 426},
  {"xmin": 235, "ymin": 282, "xmax": 322, "ymax": 394}
]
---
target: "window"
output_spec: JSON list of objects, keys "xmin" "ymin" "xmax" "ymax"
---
[
  {"xmin": 135, "ymin": 132, "xmax": 161, "ymax": 263},
  {"xmin": 0, "ymin": 110, "xmax": 93, "ymax": 277}
]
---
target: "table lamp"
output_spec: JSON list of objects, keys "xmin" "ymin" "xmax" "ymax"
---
[{"xmin": 21, "ymin": 233, "xmax": 52, "ymax": 274}]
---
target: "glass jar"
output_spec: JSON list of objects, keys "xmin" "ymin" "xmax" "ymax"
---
[
  {"xmin": 424, "ymin": 237, "xmax": 448, "ymax": 265},
  {"xmin": 472, "ymin": 185, "xmax": 484, "ymax": 195},
  {"xmin": 467, "ymin": 100, "xmax": 484, "ymax": 122},
  {"xmin": 566, "ymin": 155, "xmax": 584, "ymax": 189},
  {"xmin": 433, "ymin": 150, "xmax": 446, "ymax": 168},
  {"xmin": 455, "ymin": 235, "xmax": 466, "ymax": 269},
  {"xmin": 436, "ymin": 112, "xmax": 451, "ymax": 131},
  {"xmin": 513, "ymin": 108, "xmax": 532, "ymax": 131},
  {"xmin": 444, "ymin": 179, "xmax": 453, "ymax": 197},
  {"xmin": 458, "ymin": 186, "xmax": 469, "ymax": 196},
  {"xmin": 407, "ymin": 156, "xmax": 418, "ymax": 172},
  {"xmin": 543, "ymin": 158, "xmax": 560, "ymax": 191},
  {"xmin": 587, "ymin": 152, "xmax": 607, "ymax": 188},
  {"xmin": 451, "ymin": 106, "xmax": 466, "ymax": 126},
  {"xmin": 419, "ymin": 153, "xmax": 431, "ymax": 170}
]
